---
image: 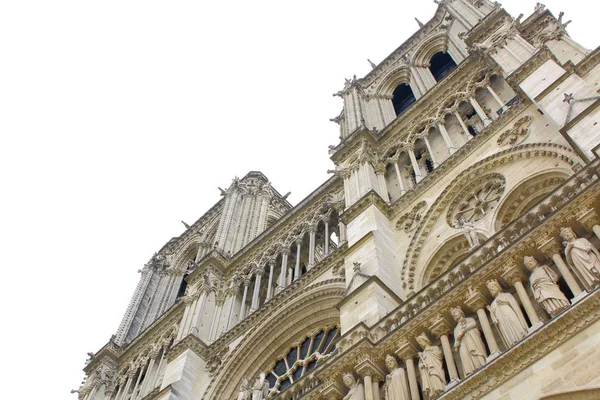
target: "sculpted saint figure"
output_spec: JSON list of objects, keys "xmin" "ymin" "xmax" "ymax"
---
[
  {"xmin": 342, "ymin": 372, "xmax": 365, "ymax": 400},
  {"xmin": 451, "ymin": 306, "xmax": 487, "ymax": 376},
  {"xmin": 251, "ymin": 373, "xmax": 269, "ymax": 400},
  {"xmin": 458, "ymin": 216, "xmax": 480, "ymax": 248},
  {"xmin": 237, "ymin": 377, "xmax": 251, "ymax": 400},
  {"xmin": 383, "ymin": 354, "xmax": 410, "ymax": 400},
  {"xmin": 524, "ymin": 256, "xmax": 570, "ymax": 317},
  {"xmin": 486, "ymin": 279, "xmax": 528, "ymax": 347},
  {"xmin": 561, "ymin": 227, "xmax": 600, "ymax": 291},
  {"xmin": 416, "ymin": 333, "xmax": 446, "ymax": 398}
]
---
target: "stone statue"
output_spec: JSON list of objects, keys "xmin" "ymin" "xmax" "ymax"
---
[
  {"xmin": 237, "ymin": 376, "xmax": 251, "ymax": 400},
  {"xmin": 383, "ymin": 354, "xmax": 410, "ymax": 400},
  {"xmin": 560, "ymin": 227, "xmax": 600, "ymax": 291},
  {"xmin": 486, "ymin": 279, "xmax": 528, "ymax": 347},
  {"xmin": 524, "ymin": 256, "xmax": 570, "ymax": 317},
  {"xmin": 416, "ymin": 333, "xmax": 446, "ymax": 399},
  {"xmin": 342, "ymin": 372, "xmax": 365, "ymax": 400},
  {"xmin": 251, "ymin": 373, "xmax": 269, "ymax": 400},
  {"xmin": 458, "ymin": 216, "xmax": 480, "ymax": 248},
  {"xmin": 450, "ymin": 306, "xmax": 487, "ymax": 376}
]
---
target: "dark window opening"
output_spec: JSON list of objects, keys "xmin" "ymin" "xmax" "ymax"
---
[
  {"xmin": 274, "ymin": 359, "xmax": 286, "ymax": 376},
  {"xmin": 176, "ymin": 274, "xmax": 188, "ymax": 300},
  {"xmin": 425, "ymin": 158, "xmax": 434, "ymax": 173},
  {"xmin": 429, "ymin": 52, "xmax": 457, "ymax": 81},
  {"xmin": 266, "ymin": 373, "xmax": 277, "ymax": 389},
  {"xmin": 468, "ymin": 125, "xmax": 477, "ymax": 137},
  {"xmin": 392, "ymin": 83, "xmax": 416, "ymax": 116}
]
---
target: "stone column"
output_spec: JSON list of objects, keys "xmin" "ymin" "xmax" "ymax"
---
[
  {"xmin": 372, "ymin": 378, "xmax": 381, "ymax": 400},
  {"xmin": 294, "ymin": 238, "xmax": 302, "ymax": 281},
  {"xmin": 308, "ymin": 224, "xmax": 317, "ymax": 268},
  {"xmin": 486, "ymin": 85, "xmax": 505, "ymax": 113},
  {"xmin": 430, "ymin": 317, "xmax": 460, "ymax": 382},
  {"xmin": 353, "ymin": 169, "xmax": 361, "ymax": 197},
  {"xmin": 374, "ymin": 164, "xmax": 390, "ymax": 202},
  {"xmin": 280, "ymin": 248, "xmax": 290, "ymax": 289},
  {"xmin": 86, "ymin": 386, "xmax": 98, "ymax": 400},
  {"xmin": 249, "ymin": 270, "xmax": 263, "ymax": 312},
  {"xmin": 436, "ymin": 121, "xmax": 455, "ymax": 154},
  {"xmin": 150, "ymin": 348, "xmax": 166, "ymax": 391},
  {"xmin": 139, "ymin": 352, "xmax": 157, "ymax": 398},
  {"xmin": 323, "ymin": 221, "xmax": 330, "ymax": 255},
  {"xmin": 131, "ymin": 365, "xmax": 144, "ymax": 400},
  {"xmin": 176, "ymin": 295, "xmax": 195, "ymax": 340},
  {"xmin": 209, "ymin": 296, "xmax": 225, "ymax": 340},
  {"xmin": 408, "ymin": 148, "xmax": 422, "ymax": 183},
  {"xmin": 502, "ymin": 264, "xmax": 541, "ymax": 328},
  {"xmin": 453, "ymin": 110, "xmax": 473, "ymax": 140},
  {"xmin": 113, "ymin": 378, "xmax": 125, "ymax": 400},
  {"xmin": 540, "ymin": 238, "xmax": 584, "ymax": 298},
  {"xmin": 465, "ymin": 290, "xmax": 499, "ymax": 356},
  {"xmin": 338, "ymin": 219, "xmax": 347, "ymax": 244},
  {"xmin": 266, "ymin": 259, "xmax": 276, "ymax": 300},
  {"xmin": 355, "ymin": 359, "xmax": 385, "ymax": 400},
  {"xmin": 225, "ymin": 289, "xmax": 239, "ymax": 330},
  {"xmin": 469, "ymin": 97, "xmax": 492, "ymax": 126},
  {"xmin": 393, "ymin": 161, "xmax": 406, "ymax": 194},
  {"xmin": 422, "ymin": 135, "xmax": 438, "ymax": 167},
  {"xmin": 120, "ymin": 373, "xmax": 133, "ymax": 400},
  {"xmin": 396, "ymin": 341, "xmax": 420, "ymax": 400},
  {"xmin": 239, "ymin": 278, "xmax": 250, "ymax": 320}
]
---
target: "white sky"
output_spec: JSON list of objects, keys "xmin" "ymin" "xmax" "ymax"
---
[{"xmin": 0, "ymin": 1, "xmax": 597, "ymax": 398}]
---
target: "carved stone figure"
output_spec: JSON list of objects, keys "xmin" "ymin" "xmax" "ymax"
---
[
  {"xmin": 237, "ymin": 377, "xmax": 251, "ymax": 400},
  {"xmin": 486, "ymin": 279, "xmax": 528, "ymax": 347},
  {"xmin": 524, "ymin": 256, "xmax": 570, "ymax": 317},
  {"xmin": 450, "ymin": 306, "xmax": 486, "ymax": 376},
  {"xmin": 342, "ymin": 372, "xmax": 365, "ymax": 400},
  {"xmin": 416, "ymin": 333, "xmax": 446, "ymax": 398},
  {"xmin": 251, "ymin": 373, "xmax": 269, "ymax": 400},
  {"xmin": 561, "ymin": 227, "xmax": 600, "ymax": 291},
  {"xmin": 458, "ymin": 217, "xmax": 480, "ymax": 249},
  {"xmin": 383, "ymin": 354, "xmax": 410, "ymax": 400}
]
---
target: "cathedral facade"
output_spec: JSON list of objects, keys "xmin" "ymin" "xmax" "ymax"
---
[{"xmin": 78, "ymin": 1, "xmax": 600, "ymax": 399}]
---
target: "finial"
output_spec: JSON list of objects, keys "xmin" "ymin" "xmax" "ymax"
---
[
  {"xmin": 415, "ymin": 18, "xmax": 424, "ymax": 28},
  {"xmin": 368, "ymin": 59, "xmax": 377, "ymax": 69}
]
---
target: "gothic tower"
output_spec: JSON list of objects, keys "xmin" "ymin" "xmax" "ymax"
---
[{"xmin": 78, "ymin": 2, "xmax": 600, "ymax": 400}]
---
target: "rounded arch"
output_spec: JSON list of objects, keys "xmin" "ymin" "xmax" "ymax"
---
[
  {"xmin": 493, "ymin": 170, "xmax": 570, "ymax": 231},
  {"xmin": 205, "ymin": 279, "xmax": 345, "ymax": 399},
  {"xmin": 412, "ymin": 33, "xmax": 449, "ymax": 66},
  {"xmin": 399, "ymin": 142, "xmax": 580, "ymax": 291},
  {"xmin": 429, "ymin": 51, "xmax": 457, "ymax": 81},
  {"xmin": 376, "ymin": 65, "xmax": 413, "ymax": 96},
  {"xmin": 417, "ymin": 233, "xmax": 487, "ymax": 289}
]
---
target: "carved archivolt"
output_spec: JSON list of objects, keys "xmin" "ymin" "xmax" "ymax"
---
[
  {"xmin": 204, "ymin": 280, "xmax": 345, "ymax": 399},
  {"xmin": 395, "ymin": 201, "xmax": 427, "ymax": 233},
  {"xmin": 496, "ymin": 115, "xmax": 533, "ymax": 147},
  {"xmin": 400, "ymin": 143, "xmax": 580, "ymax": 290},
  {"xmin": 493, "ymin": 171, "xmax": 569, "ymax": 230},
  {"xmin": 446, "ymin": 173, "xmax": 506, "ymax": 228}
]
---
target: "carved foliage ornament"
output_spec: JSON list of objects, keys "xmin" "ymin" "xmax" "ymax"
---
[
  {"xmin": 447, "ymin": 174, "xmax": 506, "ymax": 228},
  {"xmin": 396, "ymin": 201, "xmax": 427, "ymax": 233},
  {"xmin": 496, "ymin": 115, "xmax": 533, "ymax": 147}
]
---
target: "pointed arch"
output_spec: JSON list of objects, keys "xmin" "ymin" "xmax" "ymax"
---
[
  {"xmin": 400, "ymin": 143, "xmax": 581, "ymax": 291},
  {"xmin": 204, "ymin": 279, "xmax": 345, "ymax": 399}
]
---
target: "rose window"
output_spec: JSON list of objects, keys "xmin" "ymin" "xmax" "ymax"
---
[{"xmin": 447, "ymin": 174, "xmax": 506, "ymax": 228}]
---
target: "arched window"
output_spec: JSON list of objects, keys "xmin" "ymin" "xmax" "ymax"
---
[
  {"xmin": 429, "ymin": 52, "xmax": 457, "ymax": 81},
  {"xmin": 265, "ymin": 326, "xmax": 339, "ymax": 396},
  {"xmin": 392, "ymin": 83, "xmax": 416, "ymax": 116}
]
